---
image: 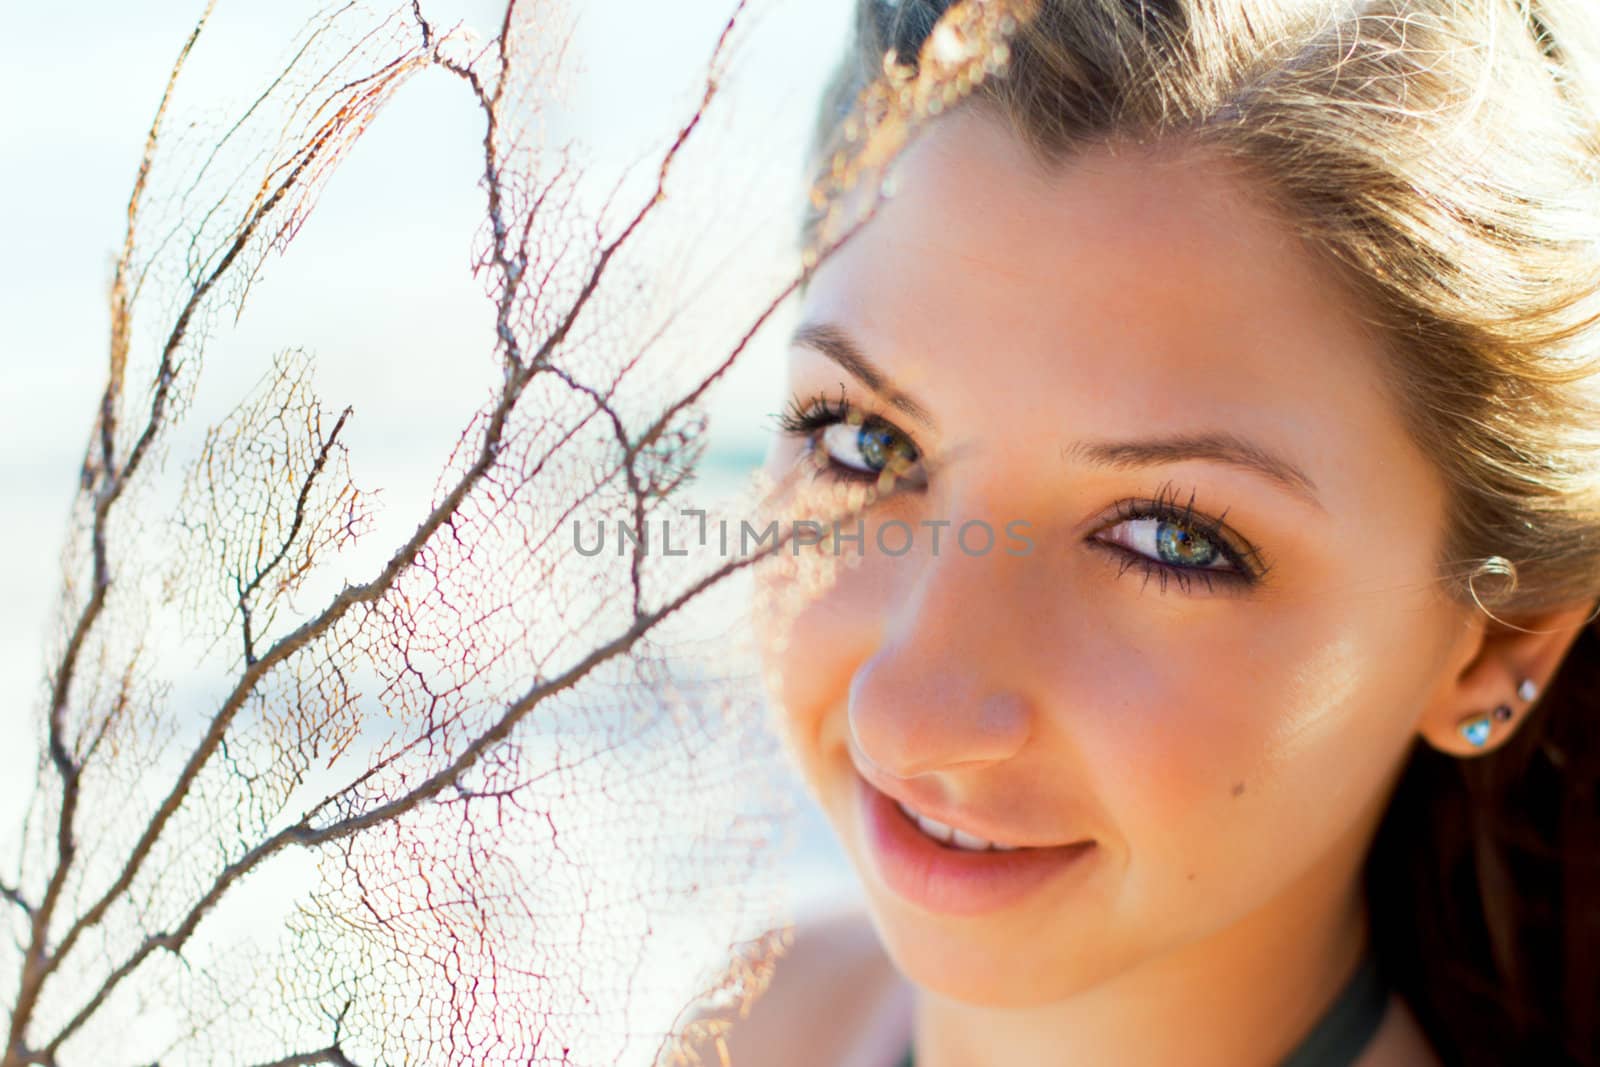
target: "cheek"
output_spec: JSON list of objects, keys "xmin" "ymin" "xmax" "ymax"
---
[
  {"xmin": 750, "ymin": 491, "xmax": 926, "ymax": 795},
  {"xmin": 749, "ymin": 475, "xmax": 877, "ymax": 747},
  {"xmin": 1072, "ymin": 605, "xmax": 1398, "ymax": 920},
  {"xmin": 752, "ymin": 532, "xmax": 895, "ymax": 741}
]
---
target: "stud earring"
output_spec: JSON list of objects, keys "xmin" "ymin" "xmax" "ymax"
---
[
  {"xmin": 1458, "ymin": 713, "xmax": 1494, "ymax": 747},
  {"xmin": 1457, "ymin": 677, "xmax": 1538, "ymax": 748}
]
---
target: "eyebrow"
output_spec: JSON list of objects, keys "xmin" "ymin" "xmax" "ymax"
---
[
  {"xmin": 1062, "ymin": 432, "xmax": 1324, "ymax": 513},
  {"xmin": 790, "ymin": 321, "xmax": 938, "ymax": 430},
  {"xmin": 788, "ymin": 320, "xmax": 1324, "ymax": 512}
]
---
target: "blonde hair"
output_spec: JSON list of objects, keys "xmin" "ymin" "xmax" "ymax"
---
[{"xmin": 803, "ymin": 2, "xmax": 1600, "ymax": 1062}]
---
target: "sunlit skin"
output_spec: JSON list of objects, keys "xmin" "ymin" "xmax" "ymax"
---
[{"xmin": 751, "ymin": 105, "xmax": 1593, "ymax": 1066}]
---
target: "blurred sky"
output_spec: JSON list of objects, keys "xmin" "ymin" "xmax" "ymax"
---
[{"xmin": 0, "ymin": 0, "xmax": 866, "ymax": 943}]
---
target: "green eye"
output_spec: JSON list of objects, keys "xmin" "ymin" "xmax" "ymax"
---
[
  {"xmin": 1154, "ymin": 521, "xmax": 1221, "ymax": 567},
  {"xmin": 1089, "ymin": 482, "xmax": 1268, "ymax": 595},
  {"xmin": 1101, "ymin": 514, "xmax": 1232, "ymax": 575},
  {"xmin": 828, "ymin": 418, "xmax": 919, "ymax": 476},
  {"xmin": 774, "ymin": 391, "xmax": 927, "ymax": 490}
]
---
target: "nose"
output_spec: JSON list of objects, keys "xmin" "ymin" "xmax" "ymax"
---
[{"xmin": 847, "ymin": 537, "xmax": 1037, "ymax": 780}]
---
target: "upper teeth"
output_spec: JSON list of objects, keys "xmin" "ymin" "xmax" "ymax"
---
[{"xmin": 897, "ymin": 800, "xmax": 1020, "ymax": 851}]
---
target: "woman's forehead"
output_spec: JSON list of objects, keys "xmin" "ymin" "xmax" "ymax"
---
[
  {"xmin": 791, "ymin": 107, "xmax": 1445, "ymax": 550},
  {"xmin": 800, "ymin": 122, "xmax": 1358, "ymax": 411},
  {"xmin": 811, "ymin": 110, "xmax": 1346, "ymax": 352}
]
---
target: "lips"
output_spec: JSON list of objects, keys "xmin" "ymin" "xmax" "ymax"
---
[
  {"xmin": 854, "ymin": 772, "xmax": 1098, "ymax": 916},
  {"xmin": 849, "ymin": 752, "xmax": 1091, "ymax": 851}
]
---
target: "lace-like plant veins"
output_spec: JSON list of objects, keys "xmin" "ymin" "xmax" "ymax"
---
[
  {"xmin": 0, "ymin": 1, "xmax": 1037, "ymax": 1065},
  {"xmin": 663, "ymin": 1, "xmax": 1040, "ymax": 1064}
]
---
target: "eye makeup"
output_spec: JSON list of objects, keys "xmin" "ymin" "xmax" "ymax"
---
[
  {"xmin": 1088, "ymin": 481, "xmax": 1268, "ymax": 595},
  {"xmin": 771, "ymin": 388, "xmax": 1272, "ymax": 596}
]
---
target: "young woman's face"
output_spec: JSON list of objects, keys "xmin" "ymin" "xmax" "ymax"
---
[{"xmin": 753, "ymin": 106, "xmax": 1473, "ymax": 1005}]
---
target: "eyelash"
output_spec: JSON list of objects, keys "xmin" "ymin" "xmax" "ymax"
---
[
  {"xmin": 775, "ymin": 387, "xmax": 922, "ymax": 487},
  {"xmin": 772, "ymin": 389, "xmax": 1269, "ymax": 595},
  {"xmin": 1095, "ymin": 484, "xmax": 1265, "ymax": 595}
]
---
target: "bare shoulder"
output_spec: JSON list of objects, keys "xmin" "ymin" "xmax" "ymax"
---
[
  {"xmin": 663, "ymin": 904, "xmax": 912, "ymax": 1067},
  {"xmin": 1354, "ymin": 993, "xmax": 1445, "ymax": 1067}
]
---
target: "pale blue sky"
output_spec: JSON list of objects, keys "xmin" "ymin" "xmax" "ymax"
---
[
  {"xmin": 0, "ymin": 0, "xmax": 864, "ymax": 953},
  {"xmin": 0, "ymin": 0, "xmax": 850, "ymax": 756}
]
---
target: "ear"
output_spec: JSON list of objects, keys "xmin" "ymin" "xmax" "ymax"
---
[{"xmin": 1417, "ymin": 596, "xmax": 1600, "ymax": 758}]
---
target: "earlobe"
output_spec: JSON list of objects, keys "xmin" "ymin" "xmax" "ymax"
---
[{"xmin": 1415, "ymin": 598, "xmax": 1599, "ymax": 759}]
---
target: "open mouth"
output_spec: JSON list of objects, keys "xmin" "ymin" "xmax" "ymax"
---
[
  {"xmin": 891, "ymin": 797, "xmax": 1023, "ymax": 852},
  {"xmin": 857, "ymin": 774, "xmax": 1097, "ymax": 916}
]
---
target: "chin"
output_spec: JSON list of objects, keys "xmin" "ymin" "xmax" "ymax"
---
[{"xmin": 848, "ymin": 880, "xmax": 1114, "ymax": 1008}]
